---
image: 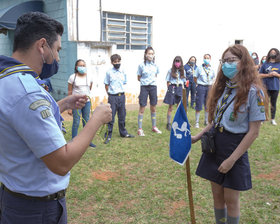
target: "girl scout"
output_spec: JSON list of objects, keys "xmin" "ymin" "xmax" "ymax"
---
[
  {"xmin": 163, "ymin": 56, "xmax": 186, "ymax": 131},
  {"xmin": 192, "ymin": 44, "xmax": 268, "ymax": 224}
]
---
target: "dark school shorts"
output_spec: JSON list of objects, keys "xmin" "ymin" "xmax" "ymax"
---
[
  {"xmin": 163, "ymin": 84, "xmax": 183, "ymax": 105},
  {"xmin": 196, "ymin": 129, "xmax": 251, "ymax": 191},
  {"xmin": 195, "ymin": 84, "xmax": 210, "ymax": 111},
  {"xmin": 139, "ymin": 85, "xmax": 157, "ymax": 107}
]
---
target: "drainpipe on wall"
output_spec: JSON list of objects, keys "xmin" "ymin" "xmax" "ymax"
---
[
  {"xmin": 76, "ymin": 0, "xmax": 79, "ymax": 41},
  {"xmin": 99, "ymin": 0, "xmax": 102, "ymax": 42}
]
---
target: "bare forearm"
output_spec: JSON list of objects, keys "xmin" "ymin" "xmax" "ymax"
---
[
  {"xmin": 42, "ymin": 116, "xmax": 103, "ymax": 175},
  {"xmin": 57, "ymin": 98, "xmax": 68, "ymax": 113}
]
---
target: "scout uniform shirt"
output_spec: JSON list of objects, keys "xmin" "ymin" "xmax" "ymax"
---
[
  {"xmin": 137, "ymin": 61, "xmax": 159, "ymax": 86},
  {"xmin": 214, "ymin": 85, "xmax": 266, "ymax": 133},
  {"xmin": 0, "ymin": 56, "xmax": 68, "ymax": 197},
  {"xmin": 194, "ymin": 64, "xmax": 215, "ymax": 86},
  {"xmin": 104, "ymin": 67, "xmax": 127, "ymax": 94}
]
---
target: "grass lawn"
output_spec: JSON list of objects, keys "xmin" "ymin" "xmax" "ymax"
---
[{"xmin": 65, "ymin": 101, "xmax": 280, "ymax": 224}]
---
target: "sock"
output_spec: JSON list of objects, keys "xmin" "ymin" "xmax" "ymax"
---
[
  {"xmin": 227, "ymin": 215, "xmax": 240, "ymax": 224},
  {"xmin": 205, "ymin": 112, "xmax": 208, "ymax": 123},
  {"xmin": 195, "ymin": 112, "xmax": 200, "ymax": 124},
  {"xmin": 151, "ymin": 112, "xmax": 156, "ymax": 127},
  {"xmin": 167, "ymin": 115, "xmax": 171, "ymax": 124},
  {"xmin": 138, "ymin": 114, "xmax": 143, "ymax": 129},
  {"xmin": 214, "ymin": 208, "xmax": 227, "ymax": 224}
]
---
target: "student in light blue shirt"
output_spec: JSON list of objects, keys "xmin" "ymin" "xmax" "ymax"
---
[
  {"xmin": 104, "ymin": 54, "xmax": 134, "ymax": 144},
  {"xmin": 193, "ymin": 54, "xmax": 216, "ymax": 128},
  {"xmin": 192, "ymin": 44, "xmax": 268, "ymax": 224},
  {"xmin": 163, "ymin": 56, "xmax": 186, "ymax": 130},
  {"xmin": 0, "ymin": 12, "xmax": 112, "ymax": 224},
  {"xmin": 137, "ymin": 47, "xmax": 161, "ymax": 136}
]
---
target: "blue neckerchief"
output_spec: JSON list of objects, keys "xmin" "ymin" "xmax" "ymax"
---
[{"xmin": 0, "ymin": 55, "xmax": 45, "ymax": 86}]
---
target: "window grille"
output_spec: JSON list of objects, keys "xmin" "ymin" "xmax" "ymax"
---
[{"xmin": 102, "ymin": 12, "xmax": 152, "ymax": 50}]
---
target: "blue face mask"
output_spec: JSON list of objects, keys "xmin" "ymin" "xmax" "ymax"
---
[
  {"xmin": 222, "ymin": 62, "xmax": 238, "ymax": 79},
  {"xmin": 262, "ymin": 60, "xmax": 266, "ymax": 64},
  {"xmin": 40, "ymin": 44, "xmax": 59, "ymax": 79},
  {"xmin": 204, "ymin": 59, "xmax": 210, "ymax": 65},
  {"xmin": 77, "ymin": 66, "xmax": 87, "ymax": 74}
]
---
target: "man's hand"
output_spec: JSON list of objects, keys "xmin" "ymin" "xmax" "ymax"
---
[
  {"xmin": 92, "ymin": 104, "xmax": 112, "ymax": 125},
  {"xmin": 58, "ymin": 95, "xmax": 88, "ymax": 113},
  {"xmin": 67, "ymin": 95, "xmax": 88, "ymax": 110}
]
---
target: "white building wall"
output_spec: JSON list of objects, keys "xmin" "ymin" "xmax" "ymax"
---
[{"xmin": 73, "ymin": 0, "xmax": 280, "ymax": 105}]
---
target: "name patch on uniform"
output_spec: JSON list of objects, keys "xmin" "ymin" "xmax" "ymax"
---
[
  {"xmin": 29, "ymin": 99, "xmax": 51, "ymax": 110},
  {"xmin": 41, "ymin": 109, "xmax": 51, "ymax": 119}
]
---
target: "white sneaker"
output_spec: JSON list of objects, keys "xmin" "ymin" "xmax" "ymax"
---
[
  {"xmin": 152, "ymin": 126, "xmax": 162, "ymax": 134},
  {"xmin": 137, "ymin": 128, "xmax": 145, "ymax": 136},
  {"xmin": 195, "ymin": 123, "xmax": 199, "ymax": 128},
  {"xmin": 271, "ymin": 119, "xmax": 277, "ymax": 125}
]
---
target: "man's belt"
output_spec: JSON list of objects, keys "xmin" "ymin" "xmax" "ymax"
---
[
  {"xmin": 1, "ymin": 184, "xmax": 66, "ymax": 201},
  {"xmin": 109, "ymin": 92, "xmax": 124, "ymax": 96}
]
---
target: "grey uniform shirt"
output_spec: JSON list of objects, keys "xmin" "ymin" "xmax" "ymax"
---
[{"xmin": 214, "ymin": 86, "xmax": 266, "ymax": 134}]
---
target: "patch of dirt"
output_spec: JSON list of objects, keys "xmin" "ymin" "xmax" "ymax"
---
[
  {"xmin": 165, "ymin": 200, "xmax": 187, "ymax": 216},
  {"xmin": 92, "ymin": 170, "xmax": 119, "ymax": 181},
  {"xmin": 255, "ymin": 165, "xmax": 280, "ymax": 180}
]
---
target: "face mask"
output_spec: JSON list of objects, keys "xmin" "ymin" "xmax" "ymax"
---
[
  {"xmin": 222, "ymin": 62, "xmax": 238, "ymax": 79},
  {"xmin": 175, "ymin": 62, "xmax": 181, "ymax": 68},
  {"xmin": 146, "ymin": 55, "xmax": 154, "ymax": 61},
  {"xmin": 113, "ymin": 63, "xmax": 121, "ymax": 69},
  {"xmin": 270, "ymin": 54, "xmax": 276, "ymax": 59},
  {"xmin": 252, "ymin": 55, "xmax": 257, "ymax": 59},
  {"xmin": 189, "ymin": 61, "xmax": 195, "ymax": 65},
  {"xmin": 204, "ymin": 59, "xmax": 210, "ymax": 65},
  {"xmin": 40, "ymin": 44, "xmax": 59, "ymax": 79},
  {"xmin": 77, "ymin": 66, "xmax": 87, "ymax": 74},
  {"xmin": 262, "ymin": 60, "xmax": 266, "ymax": 64}
]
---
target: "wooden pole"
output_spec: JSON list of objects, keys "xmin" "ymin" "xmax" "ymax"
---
[{"xmin": 182, "ymin": 88, "xmax": 196, "ymax": 224}]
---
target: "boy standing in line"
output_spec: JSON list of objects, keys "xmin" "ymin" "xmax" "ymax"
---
[{"xmin": 104, "ymin": 54, "xmax": 134, "ymax": 144}]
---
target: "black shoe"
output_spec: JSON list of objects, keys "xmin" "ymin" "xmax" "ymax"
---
[
  {"xmin": 89, "ymin": 143, "xmax": 96, "ymax": 148},
  {"xmin": 104, "ymin": 138, "xmax": 111, "ymax": 144},
  {"xmin": 122, "ymin": 133, "xmax": 135, "ymax": 138},
  {"xmin": 166, "ymin": 123, "xmax": 171, "ymax": 131}
]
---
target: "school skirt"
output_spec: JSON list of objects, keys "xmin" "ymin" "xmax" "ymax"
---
[
  {"xmin": 196, "ymin": 129, "xmax": 252, "ymax": 191},
  {"xmin": 163, "ymin": 84, "xmax": 183, "ymax": 105}
]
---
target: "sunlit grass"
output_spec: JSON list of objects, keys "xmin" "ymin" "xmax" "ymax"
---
[{"xmin": 66, "ymin": 101, "xmax": 280, "ymax": 224}]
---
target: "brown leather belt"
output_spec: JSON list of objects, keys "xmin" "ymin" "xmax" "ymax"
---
[{"xmin": 1, "ymin": 183, "xmax": 66, "ymax": 201}]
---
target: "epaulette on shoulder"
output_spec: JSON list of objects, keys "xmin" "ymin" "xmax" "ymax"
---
[{"xmin": 18, "ymin": 72, "xmax": 41, "ymax": 94}]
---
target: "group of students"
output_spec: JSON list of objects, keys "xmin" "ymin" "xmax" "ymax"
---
[
  {"xmin": 67, "ymin": 46, "xmax": 280, "ymax": 147},
  {"xmin": 66, "ymin": 46, "xmax": 278, "ymax": 224},
  {"xmin": 0, "ymin": 11, "xmax": 277, "ymax": 224}
]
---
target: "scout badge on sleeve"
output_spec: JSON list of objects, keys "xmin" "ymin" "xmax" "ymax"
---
[{"xmin": 169, "ymin": 101, "xmax": 191, "ymax": 165}]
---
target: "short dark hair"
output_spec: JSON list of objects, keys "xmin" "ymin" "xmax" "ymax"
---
[
  {"xmin": 110, "ymin": 54, "xmax": 121, "ymax": 62},
  {"xmin": 13, "ymin": 12, "xmax": 64, "ymax": 52}
]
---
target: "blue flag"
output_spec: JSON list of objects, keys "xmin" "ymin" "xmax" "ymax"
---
[{"xmin": 169, "ymin": 101, "xmax": 191, "ymax": 165}]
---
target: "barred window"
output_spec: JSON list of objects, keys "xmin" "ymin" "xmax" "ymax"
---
[{"xmin": 102, "ymin": 12, "xmax": 152, "ymax": 50}]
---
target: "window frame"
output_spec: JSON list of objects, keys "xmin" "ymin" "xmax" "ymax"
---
[{"xmin": 102, "ymin": 12, "xmax": 152, "ymax": 50}]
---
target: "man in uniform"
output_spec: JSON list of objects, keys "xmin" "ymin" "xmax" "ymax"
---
[{"xmin": 0, "ymin": 12, "xmax": 112, "ymax": 223}]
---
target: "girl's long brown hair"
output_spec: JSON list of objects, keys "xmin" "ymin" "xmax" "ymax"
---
[
  {"xmin": 171, "ymin": 56, "xmax": 185, "ymax": 79},
  {"xmin": 207, "ymin": 44, "xmax": 268, "ymax": 122}
]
